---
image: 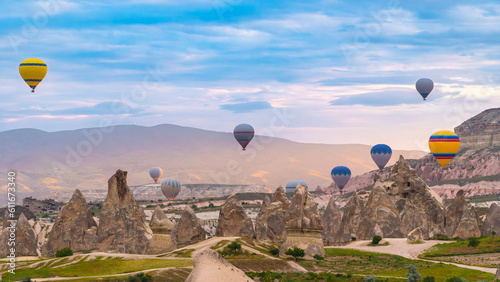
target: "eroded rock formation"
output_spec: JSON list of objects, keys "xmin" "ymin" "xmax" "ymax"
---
[
  {"xmin": 445, "ymin": 190, "xmax": 482, "ymax": 239},
  {"xmin": 483, "ymin": 203, "xmax": 500, "ymax": 237},
  {"xmin": 146, "ymin": 206, "xmax": 175, "ymax": 254},
  {"xmin": 280, "ymin": 185, "xmax": 324, "ymax": 258},
  {"xmin": 321, "ymin": 196, "xmax": 342, "ymax": 246},
  {"xmin": 407, "ymin": 227, "xmax": 424, "ymax": 244},
  {"xmin": 96, "ymin": 170, "xmax": 150, "ymax": 254},
  {"xmin": 172, "ymin": 205, "xmax": 205, "ymax": 247},
  {"xmin": 272, "ymin": 186, "xmax": 290, "ymax": 210},
  {"xmin": 216, "ymin": 193, "xmax": 254, "ymax": 238},
  {"xmin": 42, "ymin": 189, "xmax": 97, "ymax": 257},
  {"xmin": 0, "ymin": 213, "xmax": 38, "ymax": 257}
]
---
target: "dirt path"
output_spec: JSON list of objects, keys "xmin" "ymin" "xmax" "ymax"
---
[{"xmin": 327, "ymin": 238, "xmax": 497, "ymax": 274}]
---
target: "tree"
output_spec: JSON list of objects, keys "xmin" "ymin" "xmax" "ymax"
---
[
  {"xmin": 423, "ymin": 276, "xmax": 435, "ymax": 282},
  {"xmin": 313, "ymin": 254, "xmax": 324, "ymax": 265},
  {"xmin": 208, "ymin": 203, "xmax": 215, "ymax": 208},
  {"xmin": 468, "ymin": 237, "xmax": 480, "ymax": 248},
  {"xmin": 269, "ymin": 246, "xmax": 279, "ymax": 256},
  {"xmin": 445, "ymin": 277, "xmax": 468, "ymax": 282},
  {"xmin": 406, "ymin": 264, "xmax": 422, "ymax": 282},
  {"xmin": 284, "ymin": 247, "xmax": 305, "ymax": 261},
  {"xmin": 371, "ymin": 235, "xmax": 382, "ymax": 245}
]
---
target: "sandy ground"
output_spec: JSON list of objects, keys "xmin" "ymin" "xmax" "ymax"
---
[{"xmin": 328, "ymin": 238, "xmax": 497, "ymax": 274}]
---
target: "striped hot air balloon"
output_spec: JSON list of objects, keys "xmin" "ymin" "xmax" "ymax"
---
[
  {"xmin": 19, "ymin": 58, "xmax": 47, "ymax": 93},
  {"xmin": 285, "ymin": 180, "xmax": 307, "ymax": 194},
  {"xmin": 161, "ymin": 179, "xmax": 181, "ymax": 200},
  {"xmin": 149, "ymin": 167, "xmax": 163, "ymax": 183},
  {"xmin": 331, "ymin": 166, "xmax": 351, "ymax": 193},
  {"xmin": 233, "ymin": 124, "xmax": 254, "ymax": 150},
  {"xmin": 370, "ymin": 144, "xmax": 392, "ymax": 170},
  {"xmin": 428, "ymin": 130, "xmax": 460, "ymax": 168}
]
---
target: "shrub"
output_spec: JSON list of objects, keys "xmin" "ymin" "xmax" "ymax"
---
[
  {"xmin": 284, "ymin": 247, "xmax": 305, "ymax": 261},
  {"xmin": 364, "ymin": 274, "xmax": 376, "ymax": 282},
  {"xmin": 208, "ymin": 203, "xmax": 215, "ymax": 208},
  {"xmin": 219, "ymin": 241, "xmax": 242, "ymax": 257},
  {"xmin": 423, "ymin": 276, "xmax": 435, "ymax": 282},
  {"xmin": 128, "ymin": 272, "xmax": 151, "ymax": 282},
  {"xmin": 21, "ymin": 278, "xmax": 32, "ymax": 282},
  {"xmin": 371, "ymin": 235, "xmax": 382, "ymax": 245},
  {"xmin": 445, "ymin": 278, "xmax": 468, "ymax": 282},
  {"xmin": 55, "ymin": 247, "xmax": 73, "ymax": 257},
  {"xmin": 468, "ymin": 237, "xmax": 480, "ymax": 248},
  {"xmin": 313, "ymin": 254, "xmax": 324, "ymax": 264},
  {"xmin": 269, "ymin": 246, "xmax": 280, "ymax": 256},
  {"xmin": 406, "ymin": 264, "xmax": 422, "ymax": 282}
]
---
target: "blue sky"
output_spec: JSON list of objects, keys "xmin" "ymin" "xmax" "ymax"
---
[{"xmin": 1, "ymin": 0, "xmax": 500, "ymax": 150}]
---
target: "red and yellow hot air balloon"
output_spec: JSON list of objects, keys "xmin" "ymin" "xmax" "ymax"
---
[
  {"xmin": 428, "ymin": 130, "xmax": 460, "ymax": 168},
  {"xmin": 19, "ymin": 58, "xmax": 48, "ymax": 93}
]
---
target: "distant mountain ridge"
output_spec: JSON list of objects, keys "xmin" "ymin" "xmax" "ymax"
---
[
  {"xmin": 333, "ymin": 108, "xmax": 500, "ymax": 197},
  {"xmin": 0, "ymin": 124, "xmax": 424, "ymax": 202}
]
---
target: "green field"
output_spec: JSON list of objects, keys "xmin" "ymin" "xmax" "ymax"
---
[
  {"xmin": 421, "ymin": 237, "xmax": 500, "ymax": 257},
  {"xmin": 1, "ymin": 256, "xmax": 192, "ymax": 281},
  {"xmin": 290, "ymin": 248, "xmax": 496, "ymax": 281}
]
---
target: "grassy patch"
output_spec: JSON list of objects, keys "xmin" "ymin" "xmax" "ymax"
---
[
  {"xmin": 171, "ymin": 249, "xmax": 195, "ymax": 258},
  {"xmin": 420, "ymin": 237, "xmax": 500, "ymax": 257},
  {"xmin": 210, "ymin": 239, "xmax": 230, "ymax": 250},
  {"xmin": 228, "ymin": 258, "xmax": 295, "ymax": 272},
  {"xmin": 301, "ymin": 248, "xmax": 496, "ymax": 281},
  {"xmin": 2, "ymin": 258, "xmax": 192, "ymax": 281}
]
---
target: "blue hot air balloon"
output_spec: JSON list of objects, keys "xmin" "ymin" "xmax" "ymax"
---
[
  {"xmin": 161, "ymin": 178, "xmax": 181, "ymax": 200},
  {"xmin": 416, "ymin": 78, "xmax": 434, "ymax": 100},
  {"xmin": 331, "ymin": 166, "xmax": 351, "ymax": 193},
  {"xmin": 285, "ymin": 180, "xmax": 307, "ymax": 194},
  {"xmin": 370, "ymin": 144, "xmax": 392, "ymax": 170},
  {"xmin": 233, "ymin": 124, "xmax": 254, "ymax": 150}
]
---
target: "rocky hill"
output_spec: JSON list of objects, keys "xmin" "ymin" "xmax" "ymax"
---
[{"xmin": 327, "ymin": 108, "xmax": 500, "ymax": 197}]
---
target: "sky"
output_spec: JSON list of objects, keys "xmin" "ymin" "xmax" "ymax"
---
[{"xmin": 1, "ymin": 0, "xmax": 500, "ymax": 151}]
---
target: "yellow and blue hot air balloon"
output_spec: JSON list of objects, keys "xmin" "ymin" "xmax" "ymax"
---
[
  {"xmin": 428, "ymin": 130, "xmax": 460, "ymax": 168},
  {"xmin": 19, "ymin": 58, "xmax": 48, "ymax": 93}
]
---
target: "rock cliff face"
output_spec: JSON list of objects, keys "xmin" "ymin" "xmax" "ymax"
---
[
  {"xmin": 445, "ymin": 190, "xmax": 482, "ymax": 239},
  {"xmin": 280, "ymin": 185, "xmax": 324, "ymax": 258},
  {"xmin": 0, "ymin": 213, "xmax": 38, "ymax": 257},
  {"xmin": 455, "ymin": 107, "xmax": 500, "ymax": 149},
  {"xmin": 483, "ymin": 203, "xmax": 500, "ymax": 236},
  {"xmin": 216, "ymin": 193, "xmax": 254, "ymax": 238},
  {"xmin": 272, "ymin": 186, "xmax": 290, "ymax": 210},
  {"xmin": 172, "ymin": 206, "xmax": 205, "ymax": 247},
  {"xmin": 42, "ymin": 189, "xmax": 97, "ymax": 257},
  {"xmin": 321, "ymin": 196, "xmax": 342, "ymax": 246},
  {"xmin": 357, "ymin": 184, "xmax": 403, "ymax": 240},
  {"xmin": 96, "ymin": 170, "xmax": 150, "ymax": 254},
  {"xmin": 336, "ymin": 190, "xmax": 370, "ymax": 243},
  {"xmin": 255, "ymin": 201, "xmax": 287, "ymax": 243}
]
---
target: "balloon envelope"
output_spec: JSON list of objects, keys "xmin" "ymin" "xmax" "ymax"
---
[
  {"xmin": 233, "ymin": 124, "xmax": 254, "ymax": 150},
  {"xmin": 19, "ymin": 58, "xmax": 47, "ymax": 93},
  {"xmin": 285, "ymin": 180, "xmax": 307, "ymax": 193},
  {"xmin": 371, "ymin": 144, "xmax": 392, "ymax": 170},
  {"xmin": 331, "ymin": 166, "xmax": 351, "ymax": 192},
  {"xmin": 161, "ymin": 179, "xmax": 181, "ymax": 200},
  {"xmin": 149, "ymin": 167, "xmax": 163, "ymax": 183},
  {"xmin": 416, "ymin": 78, "xmax": 434, "ymax": 100},
  {"xmin": 429, "ymin": 130, "xmax": 460, "ymax": 168}
]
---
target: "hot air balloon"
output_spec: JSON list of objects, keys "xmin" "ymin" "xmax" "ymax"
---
[
  {"xmin": 19, "ymin": 58, "xmax": 47, "ymax": 93},
  {"xmin": 285, "ymin": 180, "xmax": 307, "ymax": 194},
  {"xmin": 371, "ymin": 144, "xmax": 392, "ymax": 170},
  {"xmin": 149, "ymin": 167, "xmax": 163, "ymax": 183},
  {"xmin": 331, "ymin": 166, "xmax": 351, "ymax": 193},
  {"xmin": 233, "ymin": 124, "xmax": 254, "ymax": 151},
  {"xmin": 416, "ymin": 78, "xmax": 434, "ymax": 100},
  {"xmin": 429, "ymin": 130, "xmax": 460, "ymax": 168},
  {"xmin": 161, "ymin": 178, "xmax": 181, "ymax": 200}
]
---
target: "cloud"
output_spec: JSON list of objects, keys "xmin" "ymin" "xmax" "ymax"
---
[{"xmin": 220, "ymin": 101, "xmax": 273, "ymax": 113}]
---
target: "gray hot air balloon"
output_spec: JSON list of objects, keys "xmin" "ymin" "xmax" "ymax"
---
[
  {"xmin": 161, "ymin": 178, "xmax": 181, "ymax": 200},
  {"xmin": 416, "ymin": 78, "xmax": 434, "ymax": 100},
  {"xmin": 149, "ymin": 167, "xmax": 163, "ymax": 183},
  {"xmin": 233, "ymin": 124, "xmax": 254, "ymax": 150}
]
